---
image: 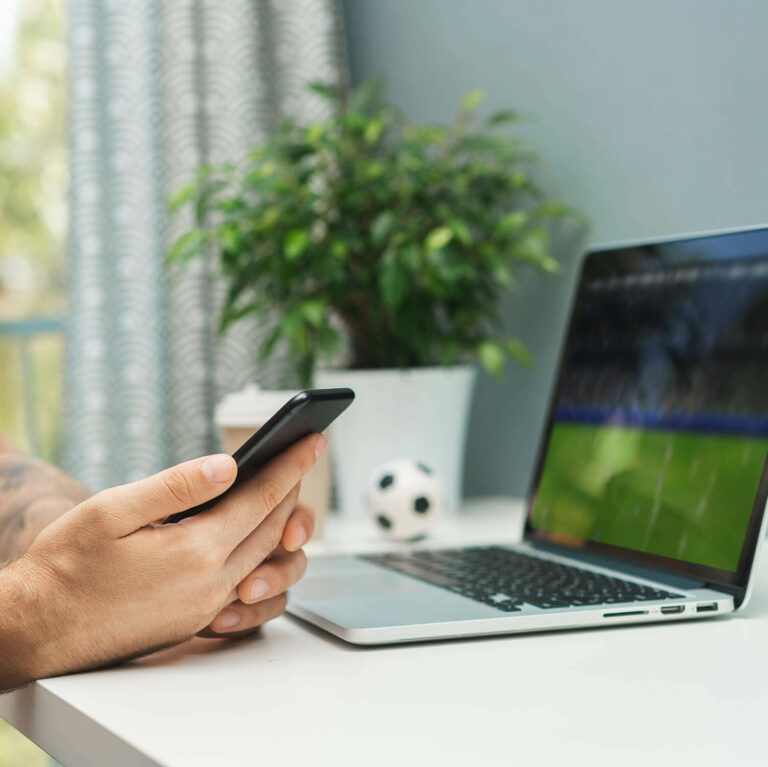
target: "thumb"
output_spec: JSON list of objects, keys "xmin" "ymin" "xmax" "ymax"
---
[{"xmin": 97, "ymin": 454, "xmax": 237, "ymax": 535}]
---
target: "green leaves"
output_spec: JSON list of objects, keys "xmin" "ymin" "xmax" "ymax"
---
[
  {"xmin": 478, "ymin": 340, "xmax": 506, "ymax": 378},
  {"xmin": 505, "ymin": 338, "xmax": 534, "ymax": 369},
  {"xmin": 449, "ymin": 219, "xmax": 472, "ymax": 246},
  {"xmin": 516, "ymin": 228, "xmax": 560, "ymax": 273},
  {"xmin": 299, "ymin": 297, "xmax": 326, "ymax": 327},
  {"xmin": 284, "ymin": 229, "xmax": 309, "ymax": 260},
  {"xmin": 307, "ymin": 81, "xmax": 340, "ymax": 102},
  {"xmin": 486, "ymin": 109, "xmax": 522, "ymax": 126},
  {"xmin": 460, "ymin": 87, "xmax": 485, "ymax": 115},
  {"xmin": 379, "ymin": 249, "xmax": 408, "ymax": 309},
  {"xmin": 167, "ymin": 164, "xmax": 223, "ymax": 214},
  {"xmin": 167, "ymin": 229, "xmax": 207, "ymax": 262},
  {"xmin": 283, "ymin": 306, "xmax": 309, "ymax": 351},
  {"xmin": 478, "ymin": 338, "xmax": 533, "ymax": 378},
  {"xmin": 424, "ymin": 226, "xmax": 453, "ymax": 253},
  {"xmin": 168, "ymin": 181, "xmax": 196, "ymax": 213},
  {"xmin": 364, "ymin": 119, "xmax": 385, "ymax": 144},
  {"xmin": 497, "ymin": 211, "xmax": 528, "ymax": 235},
  {"xmin": 349, "ymin": 76, "xmax": 386, "ymax": 114},
  {"xmin": 167, "ymin": 77, "xmax": 584, "ymax": 384},
  {"xmin": 371, "ymin": 211, "xmax": 396, "ymax": 246}
]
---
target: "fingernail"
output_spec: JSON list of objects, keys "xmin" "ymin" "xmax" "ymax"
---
[
  {"xmin": 219, "ymin": 608, "xmax": 241, "ymax": 630},
  {"xmin": 291, "ymin": 525, "xmax": 308, "ymax": 550},
  {"xmin": 314, "ymin": 434, "xmax": 327, "ymax": 459},
  {"xmin": 249, "ymin": 578, "xmax": 270, "ymax": 601},
  {"xmin": 202, "ymin": 454, "xmax": 234, "ymax": 483}
]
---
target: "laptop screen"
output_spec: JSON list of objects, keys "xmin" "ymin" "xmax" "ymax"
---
[{"xmin": 528, "ymin": 227, "xmax": 768, "ymax": 587}]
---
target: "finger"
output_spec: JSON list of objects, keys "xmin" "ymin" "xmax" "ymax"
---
[
  {"xmin": 224, "ymin": 485, "xmax": 300, "ymax": 583},
  {"xmin": 237, "ymin": 548, "xmax": 308, "ymax": 604},
  {"xmin": 198, "ymin": 594, "xmax": 288, "ymax": 637},
  {"xmin": 281, "ymin": 499, "xmax": 315, "ymax": 551},
  {"xmin": 94, "ymin": 454, "xmax": 237, "ymax": 536},
  {"xmin": 199, "ymin": 433, "xmax": 324, "ymax": 549}
]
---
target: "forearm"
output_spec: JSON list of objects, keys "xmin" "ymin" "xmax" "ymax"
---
[
  {"xmin": 0, "ymin": 436, "xmax": 91, "ymax": 563},
  {"xmin": 0, "ymin": 558, "xmax": 50, "ymax": 692}
]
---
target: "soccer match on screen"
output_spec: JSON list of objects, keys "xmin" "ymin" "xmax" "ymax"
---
[{"xmin": 532, "ymin": 252, "xmax": 768, "ymax": 572}]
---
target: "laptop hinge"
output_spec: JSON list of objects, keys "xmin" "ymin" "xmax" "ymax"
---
[
  {"xmin": 527, "ymin": 540, "xmax": 705, "ymax": 591},
  {"xmin": 703, "ymin": 581, "xmax": 746, "ymax": 607}
]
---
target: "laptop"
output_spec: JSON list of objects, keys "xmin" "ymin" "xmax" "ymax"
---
[{"xmin": 288, "ymin": 225, "xmax": 768, "ymax": 644}]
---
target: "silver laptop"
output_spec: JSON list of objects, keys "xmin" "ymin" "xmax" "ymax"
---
[{"xmin": 288, "ymin": 225, "xmax": 768, "ymax": 644}]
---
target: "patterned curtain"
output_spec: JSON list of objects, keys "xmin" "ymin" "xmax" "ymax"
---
[{"xmin": 64, "ymin": 0, "xmax": 347, "ymax": 490}]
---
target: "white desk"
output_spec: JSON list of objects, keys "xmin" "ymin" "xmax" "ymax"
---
[{"xmin": 2, "ymin": 498, "xmax": 768, "ymax": 767}]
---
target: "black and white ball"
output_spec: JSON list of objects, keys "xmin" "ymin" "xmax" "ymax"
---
[{"xmin": 365, "ymin": 460, "xmax": 443, "ymax": 540}]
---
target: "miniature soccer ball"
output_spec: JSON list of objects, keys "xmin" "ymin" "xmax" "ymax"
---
[{"xmin": 365, "ymin": 460, "xmax": 443, "ymax": 540}]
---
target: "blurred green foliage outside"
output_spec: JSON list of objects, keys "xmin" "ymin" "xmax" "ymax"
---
[
  {"xmin": 0, "ymin": 0, "xmax": 65, "ymax": 764},
  {"xmin": 0, "ymin": 0, "xmax": 65, "ymax": 460},
  {"xmin": 0, "ymin": 723, "xmax": 54, "ymax": 767}
]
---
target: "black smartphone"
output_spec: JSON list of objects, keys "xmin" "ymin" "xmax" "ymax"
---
[{"xmin": 164, "ymin": 388, "xmax": 355, "ymax": 524}]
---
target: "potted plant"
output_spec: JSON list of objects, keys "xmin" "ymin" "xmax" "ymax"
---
[{"xmin": 169, "ymin": 78, "xmax": 579, "ymax": 514}]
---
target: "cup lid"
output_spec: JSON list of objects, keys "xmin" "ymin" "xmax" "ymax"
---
[{"xmin": 214, "ymin": 384, "xmax": 300, "ymax": 426}]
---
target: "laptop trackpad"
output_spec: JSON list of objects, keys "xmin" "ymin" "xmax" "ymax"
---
[
  {"xmin": 290, "ymin": 559, "xmax": 502, "ymax": 627},
  {"xmin": 293, "ymin": 569, "xmax": 424, "ymax": 601}
]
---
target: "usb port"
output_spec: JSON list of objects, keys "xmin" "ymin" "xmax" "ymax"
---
[
  {"xmin": 696, "ymin": 602, "xmax": 718, "ymax": 613},
  {"xmin": 661, "ymin": 605, "xmax": 684, "ymax": 615}
]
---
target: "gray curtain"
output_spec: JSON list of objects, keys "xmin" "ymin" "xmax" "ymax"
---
[{"xmin": 65, "ymin": 0, "xmax": 347, "ymax": 490}]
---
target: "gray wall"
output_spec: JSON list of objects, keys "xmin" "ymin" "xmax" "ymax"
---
[{"xmin": 342, "ymin": 0, "xmax": 768, "ymax": 498}]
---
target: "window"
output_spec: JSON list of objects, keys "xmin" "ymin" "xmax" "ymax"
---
[{"xmin": 0, "ymin": 0, "xmax": 66, "ymax": 460}]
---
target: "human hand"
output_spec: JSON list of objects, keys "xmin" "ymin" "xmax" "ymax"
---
[
  {"xmin": 1, "ymin": 433, "xmax": 324, "ymax": 688},
  {"xmin": 198, "ymin": 496, "xmax": 316, "ymax": 637}
]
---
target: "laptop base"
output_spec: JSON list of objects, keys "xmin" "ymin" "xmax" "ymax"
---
[{"xmin": 287, "ymin": 546, "xmax": 733, "ymax": 646}]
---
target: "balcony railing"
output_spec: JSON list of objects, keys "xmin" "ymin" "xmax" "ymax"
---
[{"xmin": 0, "ymin": 316, "xmax": 64, "ymax": 457}]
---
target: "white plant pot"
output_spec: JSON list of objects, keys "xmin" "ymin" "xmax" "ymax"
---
[{"xmin": 315, "ymin": 366, "xmax": 477, "ymax": 515}]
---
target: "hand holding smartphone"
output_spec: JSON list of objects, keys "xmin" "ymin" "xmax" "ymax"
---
[{"xmin": 164, "ymin": 388, "xmax": 354, "ymax": 524}]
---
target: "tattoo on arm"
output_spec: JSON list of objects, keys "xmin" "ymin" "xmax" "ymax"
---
[{"xmin": 0, "ymin": 442, "xmax": 91, "ymax": 564}]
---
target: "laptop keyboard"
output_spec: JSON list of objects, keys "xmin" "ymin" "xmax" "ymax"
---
[{"xmin": 361, "ymin": 546, "xmax": 684, "ymax": 612}]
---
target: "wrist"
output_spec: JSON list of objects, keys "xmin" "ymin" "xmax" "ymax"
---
[{"xmin": 0, "ymin": 557, "xmax": 57, "ymax": 690}]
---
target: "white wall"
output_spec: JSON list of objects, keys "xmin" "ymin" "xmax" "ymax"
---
[{"xmin": 343, "ymin": 0, "xmax": 768, "ymax": 497}]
